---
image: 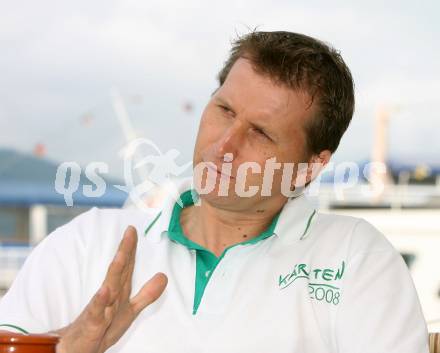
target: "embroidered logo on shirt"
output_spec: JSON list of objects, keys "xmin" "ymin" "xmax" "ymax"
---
[{"xmin": 278, "ymin": 261, "xmax": 345, "ymax": 305}]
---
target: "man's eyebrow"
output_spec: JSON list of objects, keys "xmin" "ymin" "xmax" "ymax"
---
[
  {"xmin": 249, "ymin": 121, "xmax": 275, "ymax": 135},
  {"xmin": 214, "ymin": 96, "xmax": 233, "ymax": 109}
]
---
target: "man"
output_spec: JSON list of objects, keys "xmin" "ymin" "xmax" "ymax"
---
[{"xmin": 0, "ymin": 31, "xmax": 429, "ymax": 353}]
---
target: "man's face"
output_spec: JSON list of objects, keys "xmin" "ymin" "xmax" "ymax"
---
[{"xmin": 193, "ymin": 57, "xmax": 318, "ymax": 209}]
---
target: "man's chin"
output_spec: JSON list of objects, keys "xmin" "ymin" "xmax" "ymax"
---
[{"xmin": 196, "ymin": 187, "xmax": 250, "ymax": 207}]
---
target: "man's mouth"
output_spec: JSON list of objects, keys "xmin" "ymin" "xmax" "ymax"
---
[{"xmin": 206, "ymin": 162, "xmax": 235, "ymax": 179}]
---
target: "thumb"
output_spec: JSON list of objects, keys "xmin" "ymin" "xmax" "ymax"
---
[{"xmin": 130, "ymin": 273, "xmax": 168, "ymax": 315}]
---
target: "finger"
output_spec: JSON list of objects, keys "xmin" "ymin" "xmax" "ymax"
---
[
  {"xmin": 119, "ymin": 227, "xmax": 138, "ymax": 298},
  {"xmin": 102, "ymin": 226, "xmax": 138, "ymax": 301},
  {"xmin": 115, "ymin": 226, "xmax": 137, "ymax": 275},
  {"xmin": 130, "ymin": 273, "xmax": 168, "ymax": 315},
  {"xmin": 119, "ymin": 249, "xmax": 136, "ymax": 301},
  {"xmin": 117, "ymin": 226, "xmax": 138, "ymax": 261},
  {"xmin": 103, "ymin": 252, "xmax": 126, "ymax": 303}
]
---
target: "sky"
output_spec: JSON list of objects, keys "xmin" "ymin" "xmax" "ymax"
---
[{"xmin": 1, "ymin": 0, "xmax": 439, "ymax": 179}]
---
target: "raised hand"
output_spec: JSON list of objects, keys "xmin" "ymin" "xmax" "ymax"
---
[{"xmin": 55, "ymin": 226, "xmax": 168, "ymax": 353}]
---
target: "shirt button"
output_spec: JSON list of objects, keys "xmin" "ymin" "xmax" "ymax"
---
[{"xmin": 205, "ymin": 270, "xmax": 211, "ymax": 277}]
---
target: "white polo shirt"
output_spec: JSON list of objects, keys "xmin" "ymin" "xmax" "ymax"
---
[{"xmin": 0, "ymin": 178, "xmax": 429, "ymax": 353}]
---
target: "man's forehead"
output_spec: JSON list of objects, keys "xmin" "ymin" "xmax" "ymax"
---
[
  {"xmin": 214, "ymin": 81, "xmax": 313, "ymax": 129},
  {"xmin": 220, "ymin": 58, "xmax": 313, "ymax": 111}
]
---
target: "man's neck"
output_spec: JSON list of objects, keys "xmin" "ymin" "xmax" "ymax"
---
[{"xmin": 180, "ymin": 196, "xmax": 287, "ymax": 257}]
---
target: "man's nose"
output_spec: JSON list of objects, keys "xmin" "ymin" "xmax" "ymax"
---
[{"xmin": 213, "ymin": 123, "xmax": 244, "ymax": 160}]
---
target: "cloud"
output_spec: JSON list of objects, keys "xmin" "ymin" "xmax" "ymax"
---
[{"xmin": 0, "ymin": 0, "xmax": 439, "ymax": 178}]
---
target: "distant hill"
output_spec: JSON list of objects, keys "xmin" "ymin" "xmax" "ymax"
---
[
  {"xmin": 0, "ymin": 148, "xmax": 127, "ymax": 207},
  {"xmin": 0, "ymin": 148, "xmax": 61, "ymax": 183}
]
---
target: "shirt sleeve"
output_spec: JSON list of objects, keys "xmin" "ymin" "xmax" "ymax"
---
[
  {"xmin": 0, "ymin": 211, "xmax": 89, "ymax": 334},
  {"xmin": 335, "ymin": 220, "xmax": 429, "ymax": 353}
]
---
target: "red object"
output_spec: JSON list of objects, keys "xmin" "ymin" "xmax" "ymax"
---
[
  {"xmin": 33, "ymin": 143, "xmax": 46, "ymax": 157},
  {"xmin": 0, "ymin": 332, "xmax": 59, "ymax": 352}
]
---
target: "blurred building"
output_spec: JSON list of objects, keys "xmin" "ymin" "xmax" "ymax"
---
[{"xmin": 0, "ymin": 148, "xmax": 127, "ymax": 295}]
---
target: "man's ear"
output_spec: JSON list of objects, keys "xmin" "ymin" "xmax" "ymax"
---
[
  {"xmin": 306, "ymin": 150, "xmax": 332, "ymax": 183},
  {"xmin": 290, "ymin": 150, "xmax": 333, "ymax": 194},
  {"xmin": 309, "ymin": 150, "xmax": 332, "ymax": 168}
]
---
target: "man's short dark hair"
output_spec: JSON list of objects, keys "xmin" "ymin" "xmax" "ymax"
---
[{"xmin": 217, "ymin": 30, "xmax": 355, "ymax": 155}]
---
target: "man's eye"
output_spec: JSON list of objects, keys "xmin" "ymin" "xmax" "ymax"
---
[
  {"xmin": 254, "ymin": 128, "xmax": 272, "ymax": 141},
  {"xmin": 218, "ymin": 105, "xmax": 235, "ymax": 119},
  {"xmin": 219, "ymin": 105, "xmax": 231, "ymax": 113}
]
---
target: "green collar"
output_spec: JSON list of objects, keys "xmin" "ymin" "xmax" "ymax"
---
[{"xmin": 167, "ymin": 189, "xmax": 280, "ymax": 256}]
